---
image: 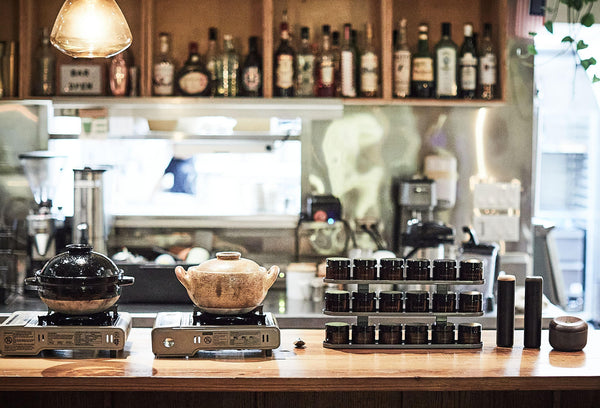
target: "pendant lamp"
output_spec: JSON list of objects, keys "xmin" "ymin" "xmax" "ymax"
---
[{"xmin": 50, "ymin": 0, "xmax": 132, "ymax": 58}]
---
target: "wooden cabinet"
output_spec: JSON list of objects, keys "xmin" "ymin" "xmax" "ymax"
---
[{"xmin": 3, "ymin": 0, "xmax": 507, "ymax": 103}]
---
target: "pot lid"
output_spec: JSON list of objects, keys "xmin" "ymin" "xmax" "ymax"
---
[
  {"xmin": 39, "ymin": 244, "xmax": 121, "ymax": 281},
  {"xmin": 194, "ymin": 251, "xmax": 262, "ymax": 273}
]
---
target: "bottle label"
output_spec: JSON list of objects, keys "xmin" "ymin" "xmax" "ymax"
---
[
  {"xmin": 243, "ymin": 66, "xmax": 261, "ymax": 92},
  {"xmin": 297, "ymin": 54, "xmax": 315, "ymax": 96},
  {"xmin": 341, "ymin": 50, "xmax": 356, "ymax": 97},
  {"xmin": 393, "ymin": 50, "xmax": 411, "ymax": 97},
  {"xmin": 178, "ymin": 72, "xmax": 208, "ymax": 95},
  {"xmin": 460, "ymin": 53, "xmax": 477, "ymax": 91},
  {"xmin": 360, "ymin": 52, "xmax": 378, "ymax": 93},
  {"xmin": 480, "ymin": 53, "xmax": 497, "ymax": 85},
  {"xmin": 276, "ymin": 54, "xmax": 294, "ymax": 89},
  {"xmin": 153, "ymin": 63, "xmax": 174, "ymax": 95},
  {"xmin": 436, "ymin": 48, "xmax": 457, "ymax": 96},
  {"xmin": 320, "ymin": 59, "xmax": 334, "ymax": 86},
  {"xmin": 412, "ymin": 57, "xmax": 433, "ymax": 82}
]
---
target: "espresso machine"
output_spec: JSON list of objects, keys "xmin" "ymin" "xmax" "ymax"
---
[
  {"xmin": 19, "ymin": 151, "xmax": 69, "ymax": 277},
  {"xmin": 393, "ymin": 177, "xmax": 454, "ymax": 259}
]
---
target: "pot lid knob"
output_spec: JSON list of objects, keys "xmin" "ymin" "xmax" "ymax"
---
[
  {"xmin": 66, "ymin": 243, "xmax": 93, "ymax": 254},
  {"xmin": 216, "ymin": 251, "xmax": 241, "ymax": 261}
]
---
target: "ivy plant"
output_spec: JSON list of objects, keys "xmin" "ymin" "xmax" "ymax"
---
[{"xmin": 529, "ymin": 0, "xmax": 600, "ymax": 83}]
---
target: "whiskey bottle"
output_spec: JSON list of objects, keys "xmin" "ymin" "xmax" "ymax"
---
[
  {"xmin": 34, "ymin": 27, "xmax": 56, "ymax": 96},
  {"xmin": 360, "ymin": 23, "xmax": 378, "ymax": 97},
  {"xmin": 153, "ymin": 32, "xmax": 175, "ymax": 96},
  {"xmin": 478, "ymin": 23, "xmax": 496, "ymax": 100},
  {"xmin": 316, "ymin": 24, "xmax": 335, "ymax": 97},
  {"xmin": 434, "ymin": 22, "xmax": 458, "ymax": 98},
  {"xmin": 206, "ymin": 27, "xmax": 220, "ymax": 96},
  {"xmin": 296, "ymin": 27, "xmax": 315, "ymax": 97},
  {"xmin": 241, "ymin": 36, "xmax": 263, "ymax": 97},
  {"xmin": 274, "ymin": 20, "xmax": 295, "ymax": 97},
  {"xmin": 393, "ymin": 18, "xmax": 411, "ymax": 98},
  {"xmin": 340, "ymin": 23, "xmax": 356, "ymax": 98},
  {"xmin": 176, "ymin": 42, "xmax": 210, "ymax": 96},
  {"xmin": 411, "ymin": 24, "xmax": 434, "ymax": 98},
  {"xmin": 219, "ymin": 34, "xmax": 240, "ymax": 97},
  {"xmin": 459, "ymin": 23, "xmax": 477, "ymax": 99}
]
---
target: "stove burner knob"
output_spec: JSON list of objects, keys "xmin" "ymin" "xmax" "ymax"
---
[{"xmin": 163, "ymin": 337, "xmax": 175, "ymax": 348}]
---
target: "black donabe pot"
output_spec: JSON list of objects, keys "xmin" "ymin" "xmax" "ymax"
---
[{"xmin": 25, "ymin": 244, "xmax": 134, "ymax": 315}]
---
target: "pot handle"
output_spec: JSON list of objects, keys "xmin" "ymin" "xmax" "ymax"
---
[
  {"xmin": 118, "ymin": 276, "xmax": 135, "ymax": 286},
  {"xmin": 264, "ymin": 265, "xmax": 279, "ymax": 291},
  {"xmin": 175, "ymin": 265, "xmax": 190, "ymax": 289},
  {"xmin": 24, "ymin": 277, "xmax": 38, "ymax": 286}
]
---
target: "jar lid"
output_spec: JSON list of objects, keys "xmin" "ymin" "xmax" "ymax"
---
[
  {"xmin": 549, "ymin": 316, "xmax": 588, "ymax": 333},
  {"xmin": 433, "ymin": 292, "xmax": 456, "ymax": 299},
  {"xmin": 326, "ymin": 322, "xmax": 349, "ymax": 329},
  {"xmin": 379, "ymin": 290, "xmax": 403, "ymax": 299},
  {"xmin": 352, "ymin": 291, "xmax": 375, "ymax": 300},
  {"xmin": 38, "ymin": 244, "xmax": 120, "ymax": 284},
  {"xmin": 327, "ymin": 257, "xmax": 351, "ymax": 267},
  {"xmin": 460, "ymin": 291, "xmax": 482, "ymax": 299},
  {"xmin": 325, "ymin": 290, "xmax": 350, "ymax": 298},
  {"xmin": 353, "ymin": 258, "xmax": 377, "ymax": 268},
  {"xmin": 460, "ymin": 259, "xmax": 483, "ymax": 273},
  {"xmin": 379, "ymin": 258, "xmax": 404, "ymax": 268},
  {"xmin": 406, "ymin": 258, "xmax": 430, "ymax": 269},
  {"xmin": 458, "ymin": 322, "xmax": 481, "ymax": 334},
  {"xmin": 351, "ymin": 324, "xmax": 375, "ymax": 333},
  {"xmin": 433, "ymin": 259, "xmax": 457, "ymax": 269},
  {"xmin": 432, "ymin": 322, "xmax": 455, "ymax": 331}
]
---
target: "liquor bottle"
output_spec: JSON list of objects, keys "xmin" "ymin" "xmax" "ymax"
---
[
  {"xmin": 273, "ymin": 19, "xmax": 295, "ymax": 97},
  {"xmin": 219, "ymin": 34, "xmax": 240, "ymax": 97},
  {"xmin": 296, "ymin": 27, "xmax": 315, "ymax": 97},
  {"xmin": 411, "ymin": 24, "xmax": 434, "ymax": 98},
  {"xmin": 434, "ymin": 22, "xmax": 458, "ymax": 98},
  {"xmin": 331, "ymin": 30, "xmax": 341, "ymax": 95},
  {"xmin": 393, "ymin": 18, "xmax": 411, "ymax": 98},
  {"xmin": 351, "ymin": 29, "xmax": 360, "ymax": 92},
  {"xmin": 109, "ymin": 50, "xmax": 128, "ymax": 96},
  {"xmin": 176, "ymin": 42, "xmax": 211, "ymax": 96},
  {"xmin": 360, "ymin": 23, "xmax": 378, "ymax": 97},
  {"xmin": 206, "ymin": 27, "xmax": 220, "ymax": 96},
  {"xmin": 153, "ymin": 32, "xmax": 176, "ymax": 96},
  {"xmin": 479, "ymin": 23, "xmax": 497, "ymax": 100},
  {"xmin": 241, "ymin": 36, "xmax": 263, "ymax": 97},
  {"xmin": 316, "ymin": 24, "xmax": 336, "ymax": 97},
  {"xmin": 459, "ymin": 23, "xmax": 478, "ymax": 99},
  {"xmin": 34, "ymin": 27, "xmax": 56, "ymax": 96},
  {"xmin": 340, "ymin": 23, "xmax": 356, "ymax": 98}
]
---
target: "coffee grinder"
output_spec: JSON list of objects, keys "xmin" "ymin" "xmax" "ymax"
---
[
  {"xmin": 19, "ymin": 151, "xmax": 68, "ymax": 278},
  {"xmin": 393, "ymin": 177, "xmax": 454, "ymax": 259}
]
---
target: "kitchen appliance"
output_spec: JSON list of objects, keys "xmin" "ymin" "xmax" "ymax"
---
[
  {"xmin": 151, "ymin": 305, "xmax": 280, "ymax": 357},
  {"xmin": 73, "ymin": 167, "xmax": 108, "ymax": 254},
  {"xmin": 19, "ymin": 151, "xmax": 69, "ymax": 278},
  {"xmin": 393, "ymin": 177, "xmax": 454, "ymax": 259},
  {"xmin": 0, "ymin": 307, "xmax": 131, "ymax": 356}
]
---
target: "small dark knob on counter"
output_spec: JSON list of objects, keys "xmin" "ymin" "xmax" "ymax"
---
[
  {"xmin": 496, "ymin": 274, "xmax": 516, "ymax": 348},
  {"xmin": 524, "ymin": 276, "xmax": 543, "ymax": 348}
]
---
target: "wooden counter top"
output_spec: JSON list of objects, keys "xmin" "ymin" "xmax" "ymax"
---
[{"xmin": 0, "ymin": 329, "xmax": 598, "ymax": 392}]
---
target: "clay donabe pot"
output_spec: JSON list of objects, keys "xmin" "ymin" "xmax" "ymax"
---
[
  {"xmin": 175, "ymin": 251, "xmax": 279, "ymax": 314},
  {"xmin": 25, "ymin": 244, "xmax": 134, "ymax": 315}
]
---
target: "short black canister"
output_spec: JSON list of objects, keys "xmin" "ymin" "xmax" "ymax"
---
[
  {"xmin": 432, "ymin": 259, "xmax": 457, "ymax": 280},
  {"xmin": 458, "ymin": 322, "xmax": 482, "ymax": 344},
  {"xmin": 352, "ymin": 324, "xmax": 376, "ymax": 344},
  {"xmin": 379, "ymin": 258, "xmax": 404, "ymax": 280},
  {"xmin": 404, "ymin": 323, "xmax": 429, "ymax": 344},
  {"xmin": 432, "ymin": 322, "xmax": 455, "ymax": 344},
  {"xmin": 406, "ymin": 258, "xmax": 430, "ymax": 280},
  {"xmin": 353, "ymin": 258, "xmax": 377, "ymax": 280},
  {"xmin": 459, "ymin": 259, "xmax": 483, "ymax": 281},
  {"xmin": 378, "ymin": 323, "xmax": 402, "ymax": 344},
  {"xmin": 378, "ymin": 290, "xmax": 403, "ymax": 313},
  {"xmin": 325, "ymin": 322, "xmax": 350, "ymax": 344},
  {"xmin": 405, "ymin": 290, "xmax": 430, "ymax": 313},
  {"xmin": 324, "ymin": 290, "xmax": 350, "ymax": 312},
  {"xmin": 351, "ymin": 291, "xmax": 376, "ymax": 312},
  {"xmin": 326, "ymin": 257, "xmax": 351, "ymax": 280},
  {"xmin": 432, "ymin": 292, "xmax": 456, "ymax": 313},
  {"xmin": 459, "ymin": 291, "xmax": 483, "ymax": 312}
]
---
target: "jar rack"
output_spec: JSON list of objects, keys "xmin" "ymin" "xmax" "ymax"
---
[{"xmin": 322, "ymin": 275, "xmax": 485, "ymax": 350}]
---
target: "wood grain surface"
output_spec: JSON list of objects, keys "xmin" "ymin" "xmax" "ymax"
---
[{"xmin": 0, "ymin": 329, "xmax": 598, "ymax": 392}]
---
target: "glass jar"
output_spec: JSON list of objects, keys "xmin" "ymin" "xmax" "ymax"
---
[
  {"xmin": 459, "ymin": 291, "xmax": 483, "ymax": 312},
  {"xmin": 352, "ymin": 324, "xmax": 376, "ymax": 344},
  {"xmin": 406, "ymin": 258, "xmax": 430, "ymax": 280},
  {"xmin": 432, "ymin": 292, "xmax": 456, "ymax": 313},
  {"xmin": 458, "ymin": 322, "xmax": 482, "ymax": 344},
  {"xmin": 353, "ymin": 258, "xmax": 377, "ymax": 280},
  {"xmin": 404, "ymin": 323, "xmax": 429, "ymax": 344},
  {"xmin": 432, "ymin": 322, "xmax": 455, "ymax": 344},
  {"xmin": 378, "ymin": 291, "xmax": 403, "ymax": 313},
  {"xmin": 324, "ymin": 290, "xmax": 350, "ymax": 312},
  {"xmin": 325, "ymin": 257, "xmax": 351, "ymax": 280},
  {"xmin": 378, "ymin": 323, "xmax": 402, "ymax": 344},
  {"xmin": 405, "ymin": 290, "xmax": 430, "ymax": 313},
  {"xmin": 351, "ymin": 291, "xmax": 376, "ymax": 312},
  {"xmin": 432, "ymin": 259, "xmax": 457, "ymax": 280},
  {"xmin": 379, "ymin": 258, "xmax": 404, "ymax": 280},
  {"xmin": 459, "ymin": 259, "xmax": 483, "ymax": 281},
  {"xmin": 325, "ymin": 322, "xmax": 350, "ymax": 344}
]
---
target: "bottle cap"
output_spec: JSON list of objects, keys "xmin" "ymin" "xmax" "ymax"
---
[
  {"xmin": 464, "ymin": 23, "xmax": 473, "ymax": 37},
  {"xmin": 209, "ymin": 27, "xmax": 217, "ymax": 41},
  {"xmin": 322, "ymin": 24, "xmax": 331, "ymax": 35},
  {"xmin": 442, "ymin": 22, "xmax": 451, "ymax": 36},
  {"xmin": 301, "ymin": 26, "xmax": 310, "ymax": 39}
]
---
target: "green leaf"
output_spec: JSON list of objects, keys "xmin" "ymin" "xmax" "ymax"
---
[
  {"xmin": 529, "ymin": 31, "xmax": 538, "ymax": 37},
  {"xmin": 581, "ymin": 57, "xmax": 597, "ymax": 70},
  {"xmin": 581, "ymin": 13, "xmax": 595, "ymax": 27},
  {"xmin": 577, "ymin": 40, "xmax": 589, "ymax": 50},
  {"xmin": 562, "ymin": 36, "xmax": 575, "ymax": 43},
  {"xmin": 593, "ymin": 74, "xmax": 600, "ymax": 83},
  {"xmin": 544, "ymin": 20, "xmax": 554, "ymax": 33},
  {"xmin": 527, "ymin": 44, "xmax": 538, "ymax": 55}
]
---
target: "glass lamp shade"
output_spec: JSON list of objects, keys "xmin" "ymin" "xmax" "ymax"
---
[{"xmin": 50, "ymin": 0, "xmax": 132, "ymax": 58}]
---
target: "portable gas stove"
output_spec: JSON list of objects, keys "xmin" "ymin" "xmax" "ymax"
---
[
  {"xmin": 0, "ymin": 307, "xmax": 131, "ymax": 356},
  {"xmin": 151, "ymin": 306, "xmax": 280, "ymax": 357}
]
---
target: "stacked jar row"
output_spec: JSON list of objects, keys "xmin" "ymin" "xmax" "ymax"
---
[
  {"xmin": 325, "ymin": 290, "xmax": 483, "ymax": 313},
  {"xmin": 326, "ymin": 258, "xmax": 483, "ymax": 281},
  {"xmin": 325, "ymin": 322, "xmax": 482, "ymax": 345}
]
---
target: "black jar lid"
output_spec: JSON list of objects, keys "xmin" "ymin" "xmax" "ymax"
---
[
  {"xmin": 459, "ymin": 259, "xmax": 483, "ymax": 278},
  {"xmin": 458, "ymin": 322, "xmax": 482, "ymax": 334},
  {"xmin": 379, "ymin": 323, "xmax": 402, "ymax": 332},
  {"xmin": 352, "ymin": 291, "xmax": 375, "ymax": 301},
  {"xmin": 326, "ymin": 322, "xmax": 350, "ymax": 330},
  {"xmin": 406, "ymin": 258, "xmax": 430, "ymax": 269},
  {"xmin": 433, "ymin": 291, "xmax": 456, "ymax": 299},
  {"xmin": 379, "ymin": 258, "xmax": 404, "ymax": 269},
  {"xmin": 460, "ymin": 290, "xmax": 483, "ymax": 300},
  {"xmin": 379, "ymin": 290, "xmax": 403, "ymax": 300},
  {"xmin": 327, "ymin": 257, "xmax": 351, "ymax": 268},
  {"xmin": 405, "ymin": 323, "xmax": 429, "ymax": 333},
  {"xmin": 406, "ymin": 258, "xmax": 431, "ymax": 279},
  {"xmin": 353, "ymin": 258, "xmax": 377, "ymax": 268},
  {"xmin": 325, "ymin": 289, "xmax": 350, "ymax": 298},
  {"xmin": 432, "ymin": 322, "xmax": 455, "ymax": 332},
  {"xmin": 433, "ymin": 259, "xmax": 457, "ymax": 277}
]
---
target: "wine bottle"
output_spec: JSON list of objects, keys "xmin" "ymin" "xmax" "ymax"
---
[
  {"xmin": 176, "ymin": 42, "xmax": 211, "ymax": 96},
  {"xmin": 340, "ymin": 23, "xmax": 356, "ymax": 98},
  {"xmin": 241, "ymin": 36, "xmax": 263, "ymax": 97},
  {"xmin": 459, "ymin": 23, "xmax": 478, "ymax": 99},
  {"xmin": 296, "ymin": 26, "xmax": 315, "ymax": 97},
  {"xmin": 316, "ymin": 24, "xmax": 335, "ymax": 97},
  {"xmin": 206, "ymin": 27, "xmax": 220, "ymax": 96},
  {"xmin": 393, "ymin": 18, "xmax": 411, "ymax": 98},
  {"xmin": 479, "ymin": 23, "xmax": 497, "ymax": 100},
  {"xmin": 219, "ymin": 35, "xmax": 240, "ymax": 97},
  {"xmin": 434, "ymin": 22, "xmax": 458, "ymax": 98},
  {"xmin": 360, "ymin": 23, "xmax": 378, "ymax": 97},
  {"xmin": 411, "ymin": 24, "xmax": 434, "ymax": 98},
  {"xmin": 274, "ymin": 20, "xmax": 295, "ymax": 97},
  {"xmin": 331, "ymin": 30, "xmax": 341, "ymax": 95},
  {"xmin": 153, "ymin": 32, "xmax": 176, "ymax": 96}
]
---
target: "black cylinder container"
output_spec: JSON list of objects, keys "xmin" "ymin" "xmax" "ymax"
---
[
  {"xmin": 405, "ymin": 290, "xmax": 430, "ymax": 312},
  {"xmin": 524, "ymin": 276, "xmax": 543, "ymax": 348},
  {"xmin": 353, "ymin": 258, "xmax": 377, "ymax": 280},
  {"xmin": 432, "ymin": 292, "xmax": 456, "ymax": 313},
  {"xmin": 325, "ymin": 322, "xmax": 350, "ymax": 344},
  {"xmin": 496, "ymin": 275, "xmax": 516, "ymax": 347},
  {"xmin": 352, "ymin": 324, "xmax": 376, "ymax": 344},
  {"xmin": 404, "ymin": 323, "xmax": 429, "ymax": 344},
  {"xmin": 351, "ymin": 291, "xmax": 376, "ymax": 312},
  {"xmin": 459, "ymin": 259, "xmax": 484, "ymax": 281},
  {"xmin": 324, "ymin": 290, "xmax": 350, "ymax": 312},
  {"xmin": 432, "ymin": 322, "xmax": 455, "ymax": 344},
  {"xmin": 378, "ymin": 291, "xmax": 403, "ymax": 312},
  {"xmin": 459, "ymin": 291, "xmax": 482, "ymax": 312},
  {"xmin": 325, "ymin": 257, "xmax": 351, "ymax": 280},
  {"xmin": 432, "ymin": 259, "xmax": 457, "ymax": 280},
  {"xmin": 406, "ymin": 258, "xmax": 431, "ymax": 280},
  {"xmin": 378, "ymin": 323, "xmax": 403, "ymax": 344},
  {"xmin": 458, "ymin": 323, "xmax": 481, "ymax": 344},
  {"xmin": 379, "ymin": 258, "xmax": 404, "ymax": 280}
]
